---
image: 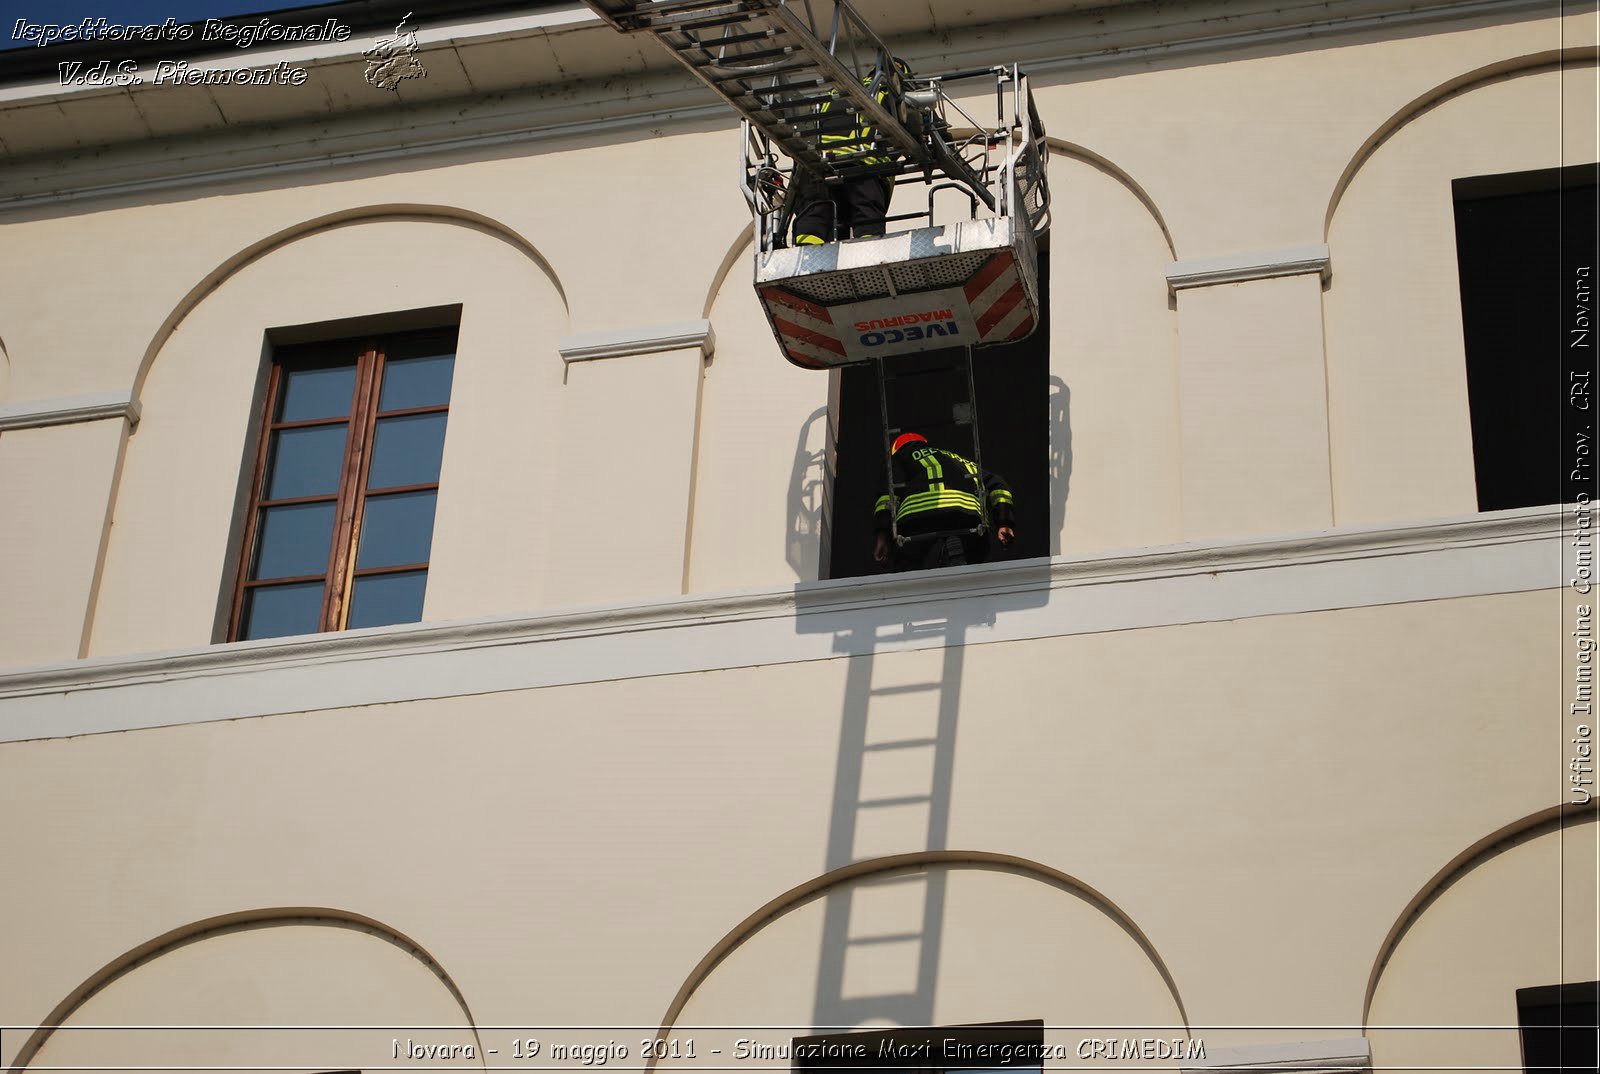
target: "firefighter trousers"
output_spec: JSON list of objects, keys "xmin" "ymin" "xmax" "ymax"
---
[{"xmin": 793, "ymin": 177, "xmax": 893, "ymax": 244}]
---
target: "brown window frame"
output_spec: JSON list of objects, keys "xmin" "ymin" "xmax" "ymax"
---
[{"xmin": 228, "ymin": 330, "xmax": 454, "ymax": 641}]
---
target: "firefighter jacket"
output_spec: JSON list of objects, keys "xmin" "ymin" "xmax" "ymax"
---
[
  {"xmin": 819, "ymin": 71, "xmax": 899, "ymax": 166},
  {"xmin": 873, "ymin": 444, "xmax": 1015, "ymax": 536}
]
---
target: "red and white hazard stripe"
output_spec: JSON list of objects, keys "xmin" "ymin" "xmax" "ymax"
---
[
  {"xmin": 963, "ymin": 252, "xmax": 1036, "ymax": 344},
  {"xmin": 762, "ymin": 287, "xmax": 847, "ymax": 369}
]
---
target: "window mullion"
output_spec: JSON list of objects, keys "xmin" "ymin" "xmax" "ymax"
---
[
  {"xmin": 227, "ymin": 362, "xmax": 285, "ymax": 641},
  {"xmin": 324, "ymin": 346, "xmax": 382, "ymax": 631}
]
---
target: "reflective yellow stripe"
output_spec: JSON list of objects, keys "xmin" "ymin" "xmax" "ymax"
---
[
  {"xmin": 819, "ymin": 83, "xmax": 892, "ymax": 164},
  {"xmin": 795, "ymin": 234, "xmax": 825, "ymax": 245},
  {"xmin": 989, "ymin": 490, "xmax": 1014, "ymax": 505},
  {"xmin": 895, "ymin": 490, "xmax": 982, "ymax": 520},
  {"xmin": 874, "ymin": 494, "xmax": 892, "ymax": 514}
]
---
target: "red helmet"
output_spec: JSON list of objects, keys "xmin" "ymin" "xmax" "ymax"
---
[{"xmin": 892, "ymin": 432, "xmax": 927, "ymax": 453}]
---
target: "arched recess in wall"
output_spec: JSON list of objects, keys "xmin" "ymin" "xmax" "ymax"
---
[
  {"xmin": 85, "ymin": 208, "xmax": 572, "ymax": 658},
  {"xmin": 1038, "ymin": 137, "xmax": 1180, "ymax": 555},
  {"xmin": 689, "ymin": 220, "xmax": 830, "ymax": 592},
  {"xmin": 1320, "ymin": 52, "xmax": 1598, "ymax": 528},
  {"xmin": 10, "ymin": 907, "xmax": 485, "ymax": 1073},
  {"xmin": 1364, "ymin": 804, "xmax": 1600, "ymax": 1071},
  {"xmin": 130, "ymin": 204, "xmax": 568, "ymax": 399},
  {"xmin": 1324, "ymin": 48, "xmax": 1598, "ymax": 239},
  {"xmin": 642, "ymin": 851, "xmax": 1190, "ymax": 1071},
  {"xmin": 1042, "ymin": 136, "xmax": 1175, "ymax": 260}
]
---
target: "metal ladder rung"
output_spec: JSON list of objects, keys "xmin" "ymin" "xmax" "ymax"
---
[
  {"xmin": 759, "ymin": 111, "xmax": 821, "ymax": 128},
  {"xmin": 684, "ymin": 26, "xmax": 778, "ymax": 47},
  {"xmin": 627, "ymin": 0, "xmax": 755, "ymax": 18},
  {"xmin": 740, "ymin": 107, "xmax": 825, "ymax": 134},
  {"xmin": 691, "ymin": 45, "xmax": 795, "ymax": 65},
  {"xmin": 653, "ymin": 8, "xmax": 760, "ymax": 32},
  {"xmin": 763, "ymin": 93, "xmax": 835, "ymax": 112},
  {"xmin": 708, "ymin": 60, "xmax": 819, "ymax": 81},
  {"xmin": 747, "ymin": 79, "xmax": 824, "ymax": 99},
  {"xmin": 817, "ymin": 147, "xmax": 887, "ymax": 163},
  {"xmin": 881, "ymin": 366, "xmax": 968, "ymax": 381}
]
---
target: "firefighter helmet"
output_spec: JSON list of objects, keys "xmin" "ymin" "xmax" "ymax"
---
[{"xmin": 892, "ymin": 432, "xmax": 927, "ymax": 454}]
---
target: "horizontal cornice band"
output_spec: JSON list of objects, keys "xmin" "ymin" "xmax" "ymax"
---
[
  {"xmin": 0, "ymin": 505, "xmax": 1575, "ymax": 743},
  {"xmin": 558, "ymin": 320, "xmax": 715, "ymax": 363},
  {"xmin": 1167, "ymin": 244, "xmax": 1332, "ymax": 292},
  {"xmin": 0, "ymin": 389, "xmax": 140, "ymax": 432}
]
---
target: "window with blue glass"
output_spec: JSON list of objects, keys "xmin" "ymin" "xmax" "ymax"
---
[{"xmin": 230, "ymin": 328, "xmax": 456, "ymax": 641}]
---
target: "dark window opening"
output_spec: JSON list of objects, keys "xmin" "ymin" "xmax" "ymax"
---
[
  {"xmin": 229, "ymin": 326, "xmax": 457, "ymax": 641},
  {"xmin": 1453, "ymin": 163, "xmax": 1598, "ymax": 512},
  {"xmin": 794, "ymin": 1019, "xmax": 1043, "ymax": 1074},
  {"xmin": 1518, "ymin": 980, "xmax": 1598, "ymax": 1073},
  {"xmin": 825, "ymin": 254, "xmax": 1050, "ymax": 579}
]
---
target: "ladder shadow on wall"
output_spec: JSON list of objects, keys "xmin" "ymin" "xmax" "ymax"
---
[
  {"xmin": 784, "ymin": 286, "xmax": 1067, "ymax": 1027},
  {"xmin": 792, "ymin": 561, "xmax": 1053, "ymax": 1031}
]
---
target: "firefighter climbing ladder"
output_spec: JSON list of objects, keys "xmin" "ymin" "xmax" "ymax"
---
[{"xmin": 875, "ymin": 344, "xmax": 989, "ymax": 553}]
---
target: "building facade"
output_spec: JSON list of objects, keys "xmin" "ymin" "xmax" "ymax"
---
[{"xmin": 0, "ymin": 0, "xmax": 1596, "ymax": 1070}]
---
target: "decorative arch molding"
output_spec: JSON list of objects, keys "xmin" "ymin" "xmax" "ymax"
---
[
  {"xmin": 702, "ymin": 220, "xmax": 756, "ymax": 321},
  {"xmin": 644, "ymin": 850, "xmax": 1191, "ymax": 1068},
  {"xmin": 130, "ymin": 204, "xmax": 569, "ymax": 400},
  {"xmin": 1361, "ymin": 801, "xmax": 1600, "ymax": 1026},
  {"xmin": 8, "ymin": 906, "xmax": 487, "ymax": 1073},
  {"xmin": 1043, "ymin": 136, "xmax": 1176, "ymax": 259},
  {"xmin": 1325, "ymin": 48, "xmax": 1600, "ymax": 239}
]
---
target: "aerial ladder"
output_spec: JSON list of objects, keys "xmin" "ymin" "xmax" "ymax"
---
[{"xmin": 578, "ymin": 0, "xmax": 1051, "ymax": 559}]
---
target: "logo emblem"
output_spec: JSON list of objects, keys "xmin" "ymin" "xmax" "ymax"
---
[{"xmin": 364, "ymin": 12, "xmax": 426, "ymax": 90}]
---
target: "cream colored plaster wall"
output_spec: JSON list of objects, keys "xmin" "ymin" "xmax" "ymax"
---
[
  {"xmin": 546, "ymin": 346, "xmax": 705, "ymax": 605},
  {"xmin": 1325, "ymin": 64, "xmax": 1600, "ymax": 525},
  {"xmin": 688, "ymin": 235, "xmax": 833, "ymax": 591},
  {"xmin": 1367, "ymin": 817, "xmax": 1600, "ymax": 1072},
  {"xmin": 26, "ymin": 922, "xmax": 477, "ymax": 1074},
  {"xmin": 1174, "ymin": 273, "xmax": 1333, "ymax": 539},
  {"xmin": 0, "ymin": 419, "xmax": 125, "ymax": 665},
  {"xmin": 86, "ymin": 220, "xmax": 567, "ymax": 657},
  {"xmin": 0, "ymin": 590, "xmax": 1562, "ymax": 1062},
  {"xmin": 1046, "ymin": 151, "xmax": 1180, "ymax": 554}
]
